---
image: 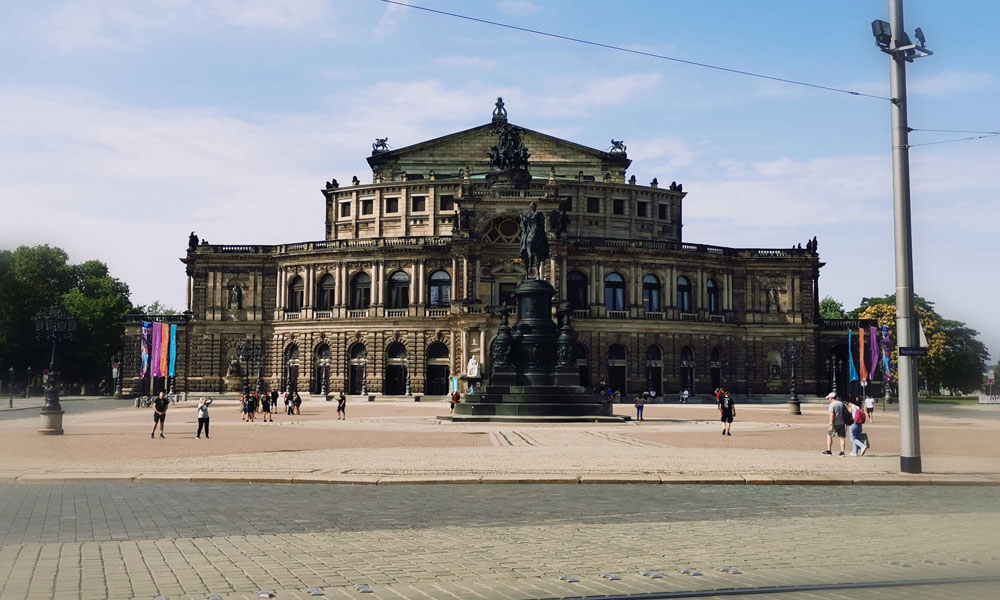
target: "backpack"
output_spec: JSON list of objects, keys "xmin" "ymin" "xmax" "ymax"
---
[
  {"xmin": 837, "ymin": 402, "xmax": 851, "ymax": 426},
  {"xmin": 854, "ymin": 407, "xmax": 866, "ymax": 425}
]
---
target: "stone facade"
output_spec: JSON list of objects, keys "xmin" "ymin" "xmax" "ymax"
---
[{"xmin": 123, "ymin": 105, "xmax": 862, "ymax": 400}]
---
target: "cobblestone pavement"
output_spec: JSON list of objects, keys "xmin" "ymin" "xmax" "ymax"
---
[{"xmin": 0, "ymin": 483, "xmax": 998, "ymax": 599}]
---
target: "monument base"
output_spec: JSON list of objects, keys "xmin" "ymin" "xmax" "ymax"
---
[
  {"xmin": 39, "ymin": 409, "xmax": 65, "ymax": 435},
  {"xmin": 447, "ymin": 385, "xmax": 624, "ymax": 422}
]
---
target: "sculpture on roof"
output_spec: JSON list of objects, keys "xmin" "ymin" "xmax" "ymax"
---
[
  {"xmin": 609, "ymin": 139, "xmax": 627, "ymax": 154},
  {"xmin": 488, "ymin": 121, "xmax": 530, "ymax": 172},
  {"xmin": 371, "ymin": 138, "xmax": 390, "ymax": 154},
  {"xmin": 492, "ymin": 97, "xmax": 508, "ymax": 121}
]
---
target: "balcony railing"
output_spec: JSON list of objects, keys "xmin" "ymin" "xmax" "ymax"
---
[
  {"xmin": 571, "ymin": 309, "xmax": 589, "ymax": 319},
  {"xmin": 680, "ymin": 312, "xmax": 697, "ymax": 321},
  {"xmin": 709, "ymin": 313, "xmax": 724, "ymax": 322},
  {"xmin": 347, "ymin": 309, "xmax": 369, "ymax": 319},
  {"xmin": 314, "ymin": 310, "xmax": 332, "ymax": 319},
  {"xmin": 426, "ymin": 308, "xmax": 450, "ymax": 317},
  {"xmin": 606, "ymin": 310, "xmax": 628, "ymax": 319},
  {"xmin": 384, "ymin": 309, "xmax": 408, "ymax": 318},
  {"xmin": 644, "ymin": 311, "xmax": 665, "ymax": 320},
  {"xmin": 284, "ymin": 311, "xmax": 301, "ymax": 320}
]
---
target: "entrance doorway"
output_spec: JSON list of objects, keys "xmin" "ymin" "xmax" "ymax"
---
[
  {"xmin": 607, "ymin": 344, "xmax": 627, "ymax": 396},
  {"xmin": 384, "ymin": 343, "xmax": 408, "ymax": 396},
  {"xmin": 348, "ymin": 344, "xmax": 366, "ymax": 395},
  {"xmin": 425, "ymin": 342, "xmax": 450, "ymax": 396}
]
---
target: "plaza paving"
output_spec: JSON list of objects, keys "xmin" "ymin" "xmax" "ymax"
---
[{"xmin": 0, "ymin": 397, "xmax": 998, "ymax": 599}]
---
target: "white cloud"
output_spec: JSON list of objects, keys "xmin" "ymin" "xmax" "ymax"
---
[
  {"xmin": 535, "ymin": 73, "xmax": 663, "ymax": 117},
  {"xmin": 430, "ymin": 56, "xmax": 498, "ymax": 71},
  {"xmin": 374, "ymin": 0, "xmax": 411, "ymax": 40},
  {"xmin": 498, "ymin": 0, "xmax": 540, "ymax": 16},
  {"xmin": 909, "ymin": 70, "xmax": 996, "ymax": 95},
  {"xmin": 39, "ymin": 0, "xmax": 335, "ymax": 51}
]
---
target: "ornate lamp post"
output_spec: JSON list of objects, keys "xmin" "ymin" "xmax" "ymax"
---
[
  {"xmin": 825, "ymin": 355, "xmax": 842, "ymax": 396},
  {"xmin": 255, "ymin": 347, "xmax": 266, "ymax": 394},
  {"xmin": 34, "ymin": 306, "xmax": 77, "ymax": 435},
  {"xmin": 25, "ymin": 366, "xmax": 32, "ymax": 398},
  {"xmin": 8, "ymin": 366, "xmax": 13, "ymax": 408},
  {"xmin": 782, "ymin": 343, "xmax": 802, "ymax": 415},
  {"xmin": 318, "ymin": 357, "xmax": 329, "ymax": 397},
  {"xmin": 112, "ymin": 356, "xmax": 122, "ymax": 398}
]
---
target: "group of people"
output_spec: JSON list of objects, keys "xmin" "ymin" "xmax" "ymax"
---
[
  {"xmin": 148, "ymin": 389, "xmax": 350, "ymax": 439},
  {"xmin": 823, "ymin": 392, "xmax": 874, "ymax": 456}
]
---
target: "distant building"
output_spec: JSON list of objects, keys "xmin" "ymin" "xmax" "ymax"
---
[{"xmin": 123, "ymin": 101, "xmax": 866, "ymax": 400}]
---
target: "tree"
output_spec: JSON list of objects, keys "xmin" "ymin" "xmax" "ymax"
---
[
  {"xmin": 819, "ymin": 296, "xmax": 845, "ymax": 320},
  {"xmin": 853, "ymin": 293, "xmax": 989, "ymax": 395},
  {"xmin": 0, "ymin": 245, "xmax": 133, "ymax": 392},
  {"xmin": 134, "ymin": 301, "xmax": 180, "ymax": 315}
]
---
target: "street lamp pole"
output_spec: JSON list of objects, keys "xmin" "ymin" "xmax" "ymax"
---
[
  {"xmin": 873, "ymin": 0, "xmax": 929, "ymax": 474},
  {"xmin": 7, "ymin": 366, "xmax": 13, "ymax": 409},
  {"xmin": 783, "ymin": 344, "xmax": 801, "ymax": 415},
  {"xmin": 25, "ymin": 366, "xmax": 32, "ymax": 399},
  {"xmin": 35, "ymin": 306, "xmax": 77, "ymax": 435}
]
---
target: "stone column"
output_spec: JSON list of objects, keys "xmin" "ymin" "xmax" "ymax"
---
[
  {"xmin": 474, "ymin": 256, "xmax": 481, "ymax": 303},
  {"xmin": 417, "ymin": 260, "xmax": 425, "ymax": 306}
]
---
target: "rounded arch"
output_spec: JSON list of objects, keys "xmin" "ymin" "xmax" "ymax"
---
[
  {"xmin": 384, "ymin": 342, "xmax": 409, "ymax": 395},
  {"xmin": 706, "ymin": 278, "xmax": 720, "ymax": 314},
  {"xmin": 427, "ymin": 270, "xmax": 451, "ymax": 307},
  {"xmin": 287, "ymin": 275, "xmax": 304, "ymax": 312},
  {"xmin": 646, "ymin": 344, "xmax": 662, "ymax": 362},
  {"xmin": 679, "ymin": 344, "xmax": 695, "ymax": 394},
  {"xmin": 316, "ymin": 273, "xmax": 336, "ymax": 311},
  {"xmin": 645, "ymin": 344, "xmax": 663, "ymax": 395},
  {"xmin": 387, "ymin": 270, "xmax": 411, "ymax": 309},
  {"xmin": 566, "ymin": 270, "xmax": 588, "ymax": 310},
  {"xmin": 642, "ymin": 274, "xmax": 661, "ymax": 312},
  {"xmin": 604, "ymin": 272, "xmax": 626, "ymax": 311},
  {"xmin": 283, "ymin": 343, "xmax": 300, "ymax": 392},
  {"xmin": 347, "ymin": 342, "xmax": 367, "ymax": 395},
  {"xmin": 425, "ymin": 342, "xmax": 450, "ymax": 396},
  {"xmin": 677, "ymin": 276, "xmax": 692, "ymax": 313},
  {"xmin": 350, "ymin": 271, "xmax": 371, "ymax": 309},
  {"xmin": 312, "ymin": 343, "xmax": 332, "ymax": 394}
]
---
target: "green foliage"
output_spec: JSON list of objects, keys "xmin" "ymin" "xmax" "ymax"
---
[
  {"xmin": 0, "ymin": 245, "xmax": 132, "ymax": 391},
  {"xmin": 134, "ymin": 301, "xmax": 179, "ymax": 315},
  {"xmin": 818, "ymin": 296, "xmax": 845, "ymax": 320},
  {"xmin": 853, "ymin": 293, "xmax": 989, "ymax": 395}
]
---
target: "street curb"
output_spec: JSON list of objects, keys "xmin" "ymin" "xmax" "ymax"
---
[{"xmin": 3, "ymin": 473, "xmax": 999, "ymax": 486}]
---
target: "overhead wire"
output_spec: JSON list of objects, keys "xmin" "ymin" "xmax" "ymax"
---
[{"xmin": 377, "ymin": 0, "xmax": 890, "ymax": 101}]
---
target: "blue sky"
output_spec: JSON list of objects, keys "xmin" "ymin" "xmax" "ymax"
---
[{"xmin": 1, "ymin": 0, "xmax": 997, "ymax": 361}]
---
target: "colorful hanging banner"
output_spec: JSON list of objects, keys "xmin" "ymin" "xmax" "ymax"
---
[
  {"xmin": 140, "ymin": 322, "xmax": 151, "ymax": 378},
  {"xmin": 159, "ymin": 322, "xmax": 170, "ymax": 377},
  {"xmin": 858, "ymin": 327, "xmax": 868, "ymax": 382},
  {"xmin": 151, "ymin": 323, "xmax": 162, "ymax": 378},
  {"xmin": 847, "ymin": 328, "xmax": 859, "ymax": 382},
  {"xmin": 881, "ymin": 325, "xmax": 893, "ymax": 382},
  {"xmin": 168, "ymin": 324, "xmax": 178, "ymax": 377},
  {"xmin": 869, "ymin": 327, "xmax": 878, "ymax": 381}
]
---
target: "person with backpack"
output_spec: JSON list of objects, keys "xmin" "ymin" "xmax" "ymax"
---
[
  {"xmin": 848, "ymin": 398, "xmax": 869, "ymax": 456},
  {"xmin": 822, "ymin": 392, "xmax": 849, "ymax": 456},
  {"xmin": 719, "ymin": 391, "xmax": 735, "ymax": 435}
]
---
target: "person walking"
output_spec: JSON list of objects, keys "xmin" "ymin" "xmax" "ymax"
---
[
  {"xmin": 633, "ymin": 395, "xmax": 645, "ymax": 421},
  {"xmin": 195, "ymin": 396, "xmax": 213, "ymax": 439},
  {"xmin": 271, "ymin": 389, "xmax": 279, "ymax": 412},
  {"xmin": 719, "ymin": 391, "xmax": 735, "ymax": 435},
  {"xmin": 246, "ymin": 392, "xmax": 257, "ymax": 422},
  {"xmin": 293, "ymin": 391, "xmax": 302, "ymax": 415},
  {"xmin": 822, "ymin": 392, "xmax": 849, "ymax": 456},
  {"xmin": 864, "ymin": 394, "xmax": 876, "ymax": 422},
  {"xmin": 150, "ymin": 391, "xmax": 169, "ymax": 439},
  {"xmin": 849, "ymin": 399, "xmax": 869, "ymax": 456},
  {"xmin": 680, "ymin": 389, "xmax": 689, "ymax": 404},
  {"xmin": 337, "ymin": 391, "xmax": 347, "ymax": 419},
  {"xmin": 240, "ymin": 393, "xmax": 248, "ymax": 421}
]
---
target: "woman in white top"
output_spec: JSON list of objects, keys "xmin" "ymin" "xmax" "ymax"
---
[{"xmin": 196, "ymin": 396, "xmax": 213, "ymax": 439}]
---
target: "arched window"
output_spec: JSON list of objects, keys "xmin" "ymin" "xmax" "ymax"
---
[
  {"xmin": 646, "ymin": 345, "xmax": 663, "ymax": 395},
  {"xmin": 646, "ymin": 345, "xmax": 662, "ymax": 362},
  {"xmin": 313, "ymin": 343, "xmax": 331, "ymax": 394},
  {"xmin": 706, "ymin": 278, "xmax": 720, "ymax": 314},
  {"xmin": 428, "ymin": 270, "xmax": 451, "ymax": 308},
  {"xmin": 567, "ymin": 271, "xmax": 588, "ymax": 310},
  {"xmin": 677, "ymin": 276, "xmax": 692, "ymax": 313},
  {"xmin": 679, "ymin": 345, "xmax": 695, "ymax": 392},
  {"xmin": 350, "ymin": 272, "xmax": 371, "ymax": 309},
  {"xmin": 642, "ymin": 274, "xmax": 661, "ymax": 312},
  {"xmin": 287, "ymin": 276, "xmax": 304, "ymax": 312},
  {"xmin": 316, "ymin": 273, "xmax": 335, "ymax": 311},
  {"xmin": 604, "ymin": 273, "xmax": 626, "ymax": 311},
  {"xmin": 284, "ymin": 344, "xmax": 300, "ymax": 392},
  {"xmin": 387, "ymin": 271, "xmax": 410, "ymax": 309}
]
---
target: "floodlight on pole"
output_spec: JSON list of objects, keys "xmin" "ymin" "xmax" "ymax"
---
[{"xmin": 872, "ymin": 0, "xmax": 931, "ymax": 474}]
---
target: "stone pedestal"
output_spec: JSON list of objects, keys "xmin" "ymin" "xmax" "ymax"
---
[
  {"xmin": 451, "ymin": 278, "xmax": 623, "ymax": 423},
  {"xmin": 39, "ymin": 409, "xmax": 64, "ymax": 435}
]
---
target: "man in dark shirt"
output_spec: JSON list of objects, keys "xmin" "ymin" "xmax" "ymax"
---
[
  {"xmin": 719, "ymin": 392, "xmax": 735, "ymax": 435},
  {"xmin": 151, "ymin": 391, "xmax": 168, "ymax": 439}
]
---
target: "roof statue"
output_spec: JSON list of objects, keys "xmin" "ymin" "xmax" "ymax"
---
[
  {"xmin": 492, "ymin": 96, "xmax": 508, "ymax": 121},
  {"xmin": 609, "ymin": 139, "xmax": 627, "ymax": 154},
  {"xmin": 371, "ymin": 138, "xmax": 390, "ymax": 154}
]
